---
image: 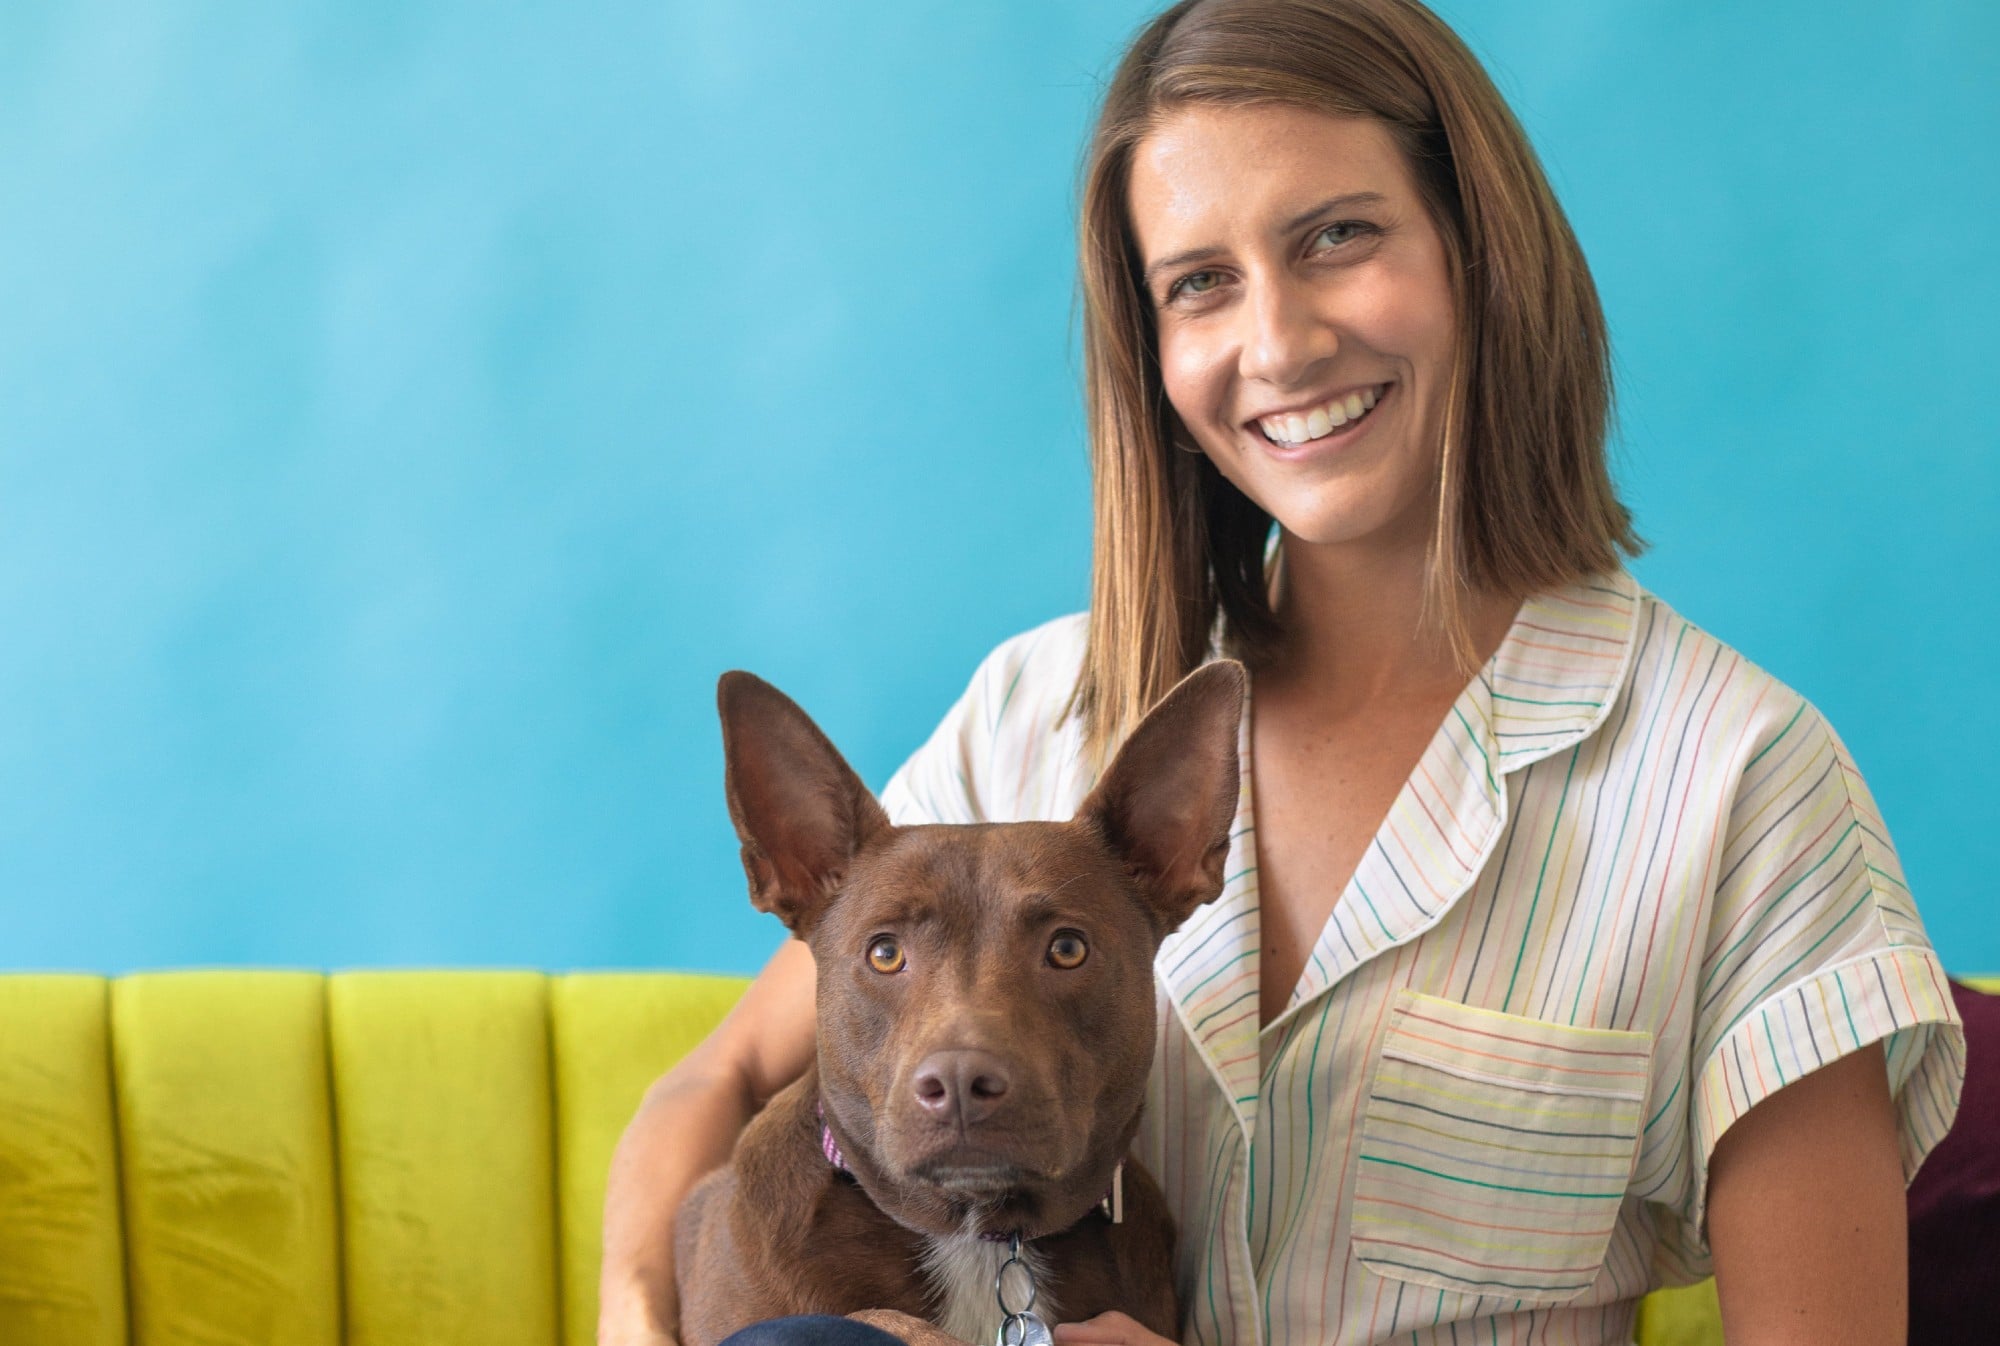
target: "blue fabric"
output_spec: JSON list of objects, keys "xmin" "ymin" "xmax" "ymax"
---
[{"xmin": 721, "ymin": 1314, "xmax": 907, "ymax": 1346}]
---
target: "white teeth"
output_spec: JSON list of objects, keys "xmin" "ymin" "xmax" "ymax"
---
[{"xmin": 1257, "ymin": 384, "xmax": 1386, "ymax": 444}]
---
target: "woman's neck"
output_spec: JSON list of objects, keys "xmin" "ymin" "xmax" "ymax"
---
[{"xmin": 1262, "ymin": 531, "xmax": 1521, "ymax": 716}]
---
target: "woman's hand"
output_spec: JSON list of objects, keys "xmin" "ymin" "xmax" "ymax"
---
[{"xmin": 1053, "ymin": 1312, "xmax": 1177, "ymax": 1346}]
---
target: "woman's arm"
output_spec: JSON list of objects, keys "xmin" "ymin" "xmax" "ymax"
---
[
  {"xmin": 1706, "ymin": 1041, "xmax": 1907, "ymax": 1346},
  {"xmin": 598, "ymin": 939, "xmax": 818, "ymax": 1346}
]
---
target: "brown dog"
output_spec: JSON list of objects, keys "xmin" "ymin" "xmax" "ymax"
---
[{"xmin": 674, "ymin": 661, "xmax": 1244, "ymax": 1346}]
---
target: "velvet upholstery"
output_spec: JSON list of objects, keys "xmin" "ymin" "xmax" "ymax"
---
[
  {"xmin": 3, "ymin": 970, "xmax": 1986, "ymax": 1344},
  {"xmin": 0, "ymin": 970, "xmax": 748, "ymax": 1346},
  {"xmin": 112, "ymin": 971, "xmax": 340, "ymax": 1346},
  {"xmin": 0, "ymin": 975, "xmax": 127, "ymax": 1346},
  {"xmin": 329, "ymin": 971, "xmax": 559, "ymax": 1346}
]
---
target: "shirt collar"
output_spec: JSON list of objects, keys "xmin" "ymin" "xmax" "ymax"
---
[
  {"xmin": 1159, "ymin": 567, "xmax": 1645, "ymax": 1129},
  {"xmin": 1202, "ymin": 563, "xmax": 1643, "ymax": 777},
  {"xmin": 1484, "ymin": 566, "xmax": 1644, "ymax": 777}
]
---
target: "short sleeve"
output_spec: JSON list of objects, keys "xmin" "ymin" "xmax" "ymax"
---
[
  {"xmin": 1679, "ymin": 698, "xmax": 1966, "ymax": 1240},
  {"xmin": 876, "ymin": 613, "xmax": 1093, "ymax": 829}
]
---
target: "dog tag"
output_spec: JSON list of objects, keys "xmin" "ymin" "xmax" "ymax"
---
[{"xmin": 999, "ymin": 1310, "xmax": 1055, "ymax": 1346}]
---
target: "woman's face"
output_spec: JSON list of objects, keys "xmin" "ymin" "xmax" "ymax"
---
[{"xmin": 1127, "ymin": 104, "xmax": 1457, "ymax": 558}]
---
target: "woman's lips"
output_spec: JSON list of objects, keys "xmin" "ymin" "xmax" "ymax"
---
[{"xmin": 1249, "ymin": 381, "xmax": 1393, "ymax": 456}]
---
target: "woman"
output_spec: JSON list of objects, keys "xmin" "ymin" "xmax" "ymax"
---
[{"xmin": 601, "ymin": 2, "xmax": 1964, "ymax": 1343}]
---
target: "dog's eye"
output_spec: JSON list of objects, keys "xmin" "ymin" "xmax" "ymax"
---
[
  {"xmin": 1047, "ymin": 931, "xmax": 1088, "ymax": 970},
  {"xmin": 866, "ymin": 936, "xmax": 906, "ymax": 974}
]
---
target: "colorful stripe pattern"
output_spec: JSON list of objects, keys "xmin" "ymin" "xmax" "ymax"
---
[
  {"xmin": 1350, "ymin": 991, "xmax": 1649, "ymax": 1299},
  {"xmin": 877, "ymin": 568, "xmax": 1964, "ymax": 1346}
]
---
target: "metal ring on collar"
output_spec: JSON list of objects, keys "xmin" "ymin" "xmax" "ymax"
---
[{"xmin": 994, "ymin": 1233, "xmax": 1037, "ymax": 1318}]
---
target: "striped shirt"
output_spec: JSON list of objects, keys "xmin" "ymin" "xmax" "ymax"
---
[{"xmin": 878, "ymin": 567, "xmax": 1965, "ymax": 1346}]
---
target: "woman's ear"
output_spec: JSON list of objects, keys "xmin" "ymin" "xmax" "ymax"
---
[
  {"xmin": 717, "ymin": 672, "xmax": 891, "ymax": 938},
  {"xmin": 1074, "ymin": 661, "xmax": 1245, "ymax": 935}
]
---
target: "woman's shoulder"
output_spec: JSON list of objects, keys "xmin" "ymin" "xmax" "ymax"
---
[
  {"xmin": 1499, "ymin": 568, "xmax": 1826, "ymax": 785},
  {"xmin": 879, "ymin": 611, "xmax": 1094, "ymax": 826},
  {"xmin": 935, "ymin": 610, "xmax": 1093, "ymax": 754},
  {"xmin": 1620, "ymin": 577, "xmax": 1821, "ymax": 751},
  {"xmin": 1626, "ymin": 577, "xmax": 1905, "ymax": 841},
  {"xmin": 966, "ymin": 610, "xmax": 1092, "ymax": 706}
]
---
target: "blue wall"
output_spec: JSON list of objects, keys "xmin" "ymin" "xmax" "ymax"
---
[{"xmin": 3, "ymin": 1, "xmax": 1994, "ymax": 975}]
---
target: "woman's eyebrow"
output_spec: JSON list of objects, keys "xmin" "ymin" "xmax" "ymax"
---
[
  {"xmin": 1143, "ymin": 245, "xmax": 1227, "ymax": 293},
  {"xmin": 1279, "ymin": 190, "xmax": 1388, "ymax": 231},
  {"xmin": 1142, "ymin": 191, "xmax": 1390, "ymax": 291}
]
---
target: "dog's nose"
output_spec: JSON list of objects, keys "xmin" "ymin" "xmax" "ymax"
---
[{"xmin": 911, "ymin": 1049, "xmax": 1012, "ymax": 1127}]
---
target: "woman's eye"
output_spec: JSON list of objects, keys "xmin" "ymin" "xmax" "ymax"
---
[
  {"xmin": 1167, "ymin": 269, "xmax": 1221, "ymax": 303},
  {"xmin": 1312, "ymin": 221, "xmax": 1370, "ymax": 250},
  {"xmin": 867, "ymin": 936, "xmax": 906, "ymax": 974},
  {"xmin": 1047, "ymin": 931, "xmax": 1089, "ymax": 970}
]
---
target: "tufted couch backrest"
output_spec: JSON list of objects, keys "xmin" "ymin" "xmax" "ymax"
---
[{"xmin": 0, "ymin": 970, "xmax": 747, "ymax": 1346}]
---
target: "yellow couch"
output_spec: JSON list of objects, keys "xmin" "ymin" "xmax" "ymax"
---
[
  {"xmin": 0, "ymin": 971, "xmax": 745, "ymax": 1346},
  {"xmin": 0, "ymin": 968, "xmax": 1790, "ymax": 1346}
]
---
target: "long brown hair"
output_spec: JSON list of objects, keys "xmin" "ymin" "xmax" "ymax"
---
[{"xmin": 1069, "ymin": 0, "xmax": 1644, "ymax": 763}]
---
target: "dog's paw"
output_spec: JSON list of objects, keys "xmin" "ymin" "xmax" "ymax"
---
[{"xmin": 847, "ymin": 1308, "xmax": 967, "ymax": 1346}]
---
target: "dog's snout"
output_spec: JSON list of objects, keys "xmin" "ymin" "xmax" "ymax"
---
[{"xmin": 911, "ymin": 1049, "xmax": 1012, "ymax": 1127}]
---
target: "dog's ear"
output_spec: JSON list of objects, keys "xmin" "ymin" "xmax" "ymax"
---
[
  {"xmin": 1076, "ymin": 660, "xmax": 1245, "ymax": 936},
  {"xmin": 718, "ymin": 671, "xmax": 892, "ymax": 938}
]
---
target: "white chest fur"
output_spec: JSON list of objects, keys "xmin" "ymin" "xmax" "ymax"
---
[{"xmin": 918, "ymin": 1230, "xmax": 1055, "ymax": 1346}]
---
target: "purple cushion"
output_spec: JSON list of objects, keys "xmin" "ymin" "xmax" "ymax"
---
[{"xmin": 1907, "ymin": 980, "xmax": 1999, "ymax": 1345}]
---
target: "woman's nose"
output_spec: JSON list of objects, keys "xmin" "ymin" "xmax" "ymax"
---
[{"xmin": 1237, "ymin": 275, "xmax": 1337, "ymax": 389}]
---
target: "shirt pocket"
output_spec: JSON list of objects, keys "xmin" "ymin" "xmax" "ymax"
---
[{"xmin": 1351, "ymin": 989, "xmax": 1653, "ymax": 1304}]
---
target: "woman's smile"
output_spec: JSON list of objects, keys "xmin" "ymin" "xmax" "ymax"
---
[{"xmin": 1248, "ymin": 381, "xmax": 1394, "ymax": 453}]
